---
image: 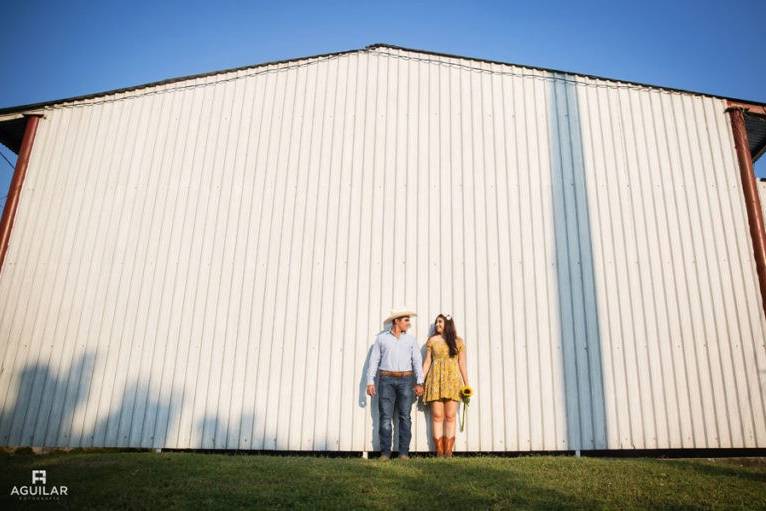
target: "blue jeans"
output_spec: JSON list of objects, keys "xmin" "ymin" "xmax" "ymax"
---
[{"xmin": 377, "ymin": 374, "xmax": 415, "ymax": 456}]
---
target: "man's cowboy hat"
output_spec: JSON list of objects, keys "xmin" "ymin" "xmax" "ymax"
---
[{"xmin": 383, "ymin": 308, "xmax": 417, "ymax": 324}]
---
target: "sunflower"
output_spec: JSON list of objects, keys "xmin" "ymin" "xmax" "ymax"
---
[{"xmin": 459, "ymin": 385, "xmax": 473, "ymax": 432}]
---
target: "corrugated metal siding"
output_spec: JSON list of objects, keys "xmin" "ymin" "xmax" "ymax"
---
[
  {"xmin": 1, "ymin": 46, "xmax": 764, "ymax": 452},
  {"xmin": 759, "ymin": 180, "xmax": 766, "ymax": 222}
]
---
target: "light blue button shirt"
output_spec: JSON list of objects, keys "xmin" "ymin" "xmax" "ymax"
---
[{"xmin": 367, "ymin": 329, "xmax": 424, "ymax": 385}]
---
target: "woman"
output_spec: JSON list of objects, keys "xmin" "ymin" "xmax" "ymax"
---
[{"xmin": 421, "ymin": 313, "xmax": 469, "ymax": 458}]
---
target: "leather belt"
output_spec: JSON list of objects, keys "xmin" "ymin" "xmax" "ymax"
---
[{"xmin": 378, "ymin": 370, "xmax": 414, "ymax": 378}]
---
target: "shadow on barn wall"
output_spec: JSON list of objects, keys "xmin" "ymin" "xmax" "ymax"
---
[
  {"xmin": 548, "ymin": 72, "xmax": 608, "ymax": 451},
  {"xmin": 0, "ymin": 352, "xmax": 176, "ymax": 449},
  {"xmin": 1, "ymin": 338, "xmax": 404, "ymax": 452},
  {"xmin": 1, "ymin": 345, "xmax": 377, "ymax": 452}
]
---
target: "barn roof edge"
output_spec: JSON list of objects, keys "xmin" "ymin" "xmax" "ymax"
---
[{"xmin": 1, "ymin": 42, "xmax": 765, "ymax": 153}]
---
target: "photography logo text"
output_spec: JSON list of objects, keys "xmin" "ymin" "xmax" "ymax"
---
[{"xmin": 10, "ymin": 469, "xmax": 69, "ymax": 501}]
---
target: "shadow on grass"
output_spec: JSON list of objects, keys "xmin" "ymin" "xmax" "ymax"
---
[
  {"xmin": 661, "ymin": 458, "xmax": 766, "ymax": 484},
  {"xmin": 209, "ymin": 457, "xmax": 604, "ymax": 510}
]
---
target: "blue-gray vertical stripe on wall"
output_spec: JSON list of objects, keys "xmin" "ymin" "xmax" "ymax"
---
[{"xmin": 548, "ymin": 73, "xmax": 608, "ymax": 451}]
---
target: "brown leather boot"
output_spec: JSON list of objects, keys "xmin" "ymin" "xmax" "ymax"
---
[
  {"xmin": 445, "ymin": 436, "xmax": 455, "ymax": 457},
  {"xmin": 434, "ymin": 436, "xmax": 444, "ymax": 457}
]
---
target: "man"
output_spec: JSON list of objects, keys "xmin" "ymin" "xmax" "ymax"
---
[{"xmin": 366, "ymin": 308, "xmax": 425, "ymax": 460}]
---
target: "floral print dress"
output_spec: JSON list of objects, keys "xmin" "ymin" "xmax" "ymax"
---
[{"xmin": 423, "ymin": 336, "xmax": 465, "ymax": 402}]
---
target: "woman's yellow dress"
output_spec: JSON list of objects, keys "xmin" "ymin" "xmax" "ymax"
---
[{"xmin": 423, "ymin": 336, "xmax": 465, "ymax": 402}]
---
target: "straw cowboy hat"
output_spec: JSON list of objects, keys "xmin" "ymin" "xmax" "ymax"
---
[{"xmin": 383, "ymin": 308, "xmax": 417, "ymax": 325}]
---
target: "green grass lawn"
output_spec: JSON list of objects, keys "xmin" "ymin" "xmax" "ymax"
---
[{"xmin": 1, "ymin": 450, "xmax": 765, "ymax": 510}]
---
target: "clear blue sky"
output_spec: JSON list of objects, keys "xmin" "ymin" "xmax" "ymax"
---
[{"xmin": 1, "ymin": 0, "xmax": 764, "ymax": 204}]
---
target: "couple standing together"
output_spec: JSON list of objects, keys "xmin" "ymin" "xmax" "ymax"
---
[{"xmin": 366, "ymin": 308, "xmax": 470, "ymax": 460}]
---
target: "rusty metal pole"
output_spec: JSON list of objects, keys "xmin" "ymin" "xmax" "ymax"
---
[
  {"xmin": 726, "ymin": 105, "xmax": 766, "ymax": 319},
  {"xmin": 0, "ymin": 114, "xmax": 42, "ymax": 275}
]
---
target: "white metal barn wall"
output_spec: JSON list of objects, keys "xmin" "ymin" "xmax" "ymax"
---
[
  {"xmin": 0, "ymin": 45, "xmax": 764, "ymax": 453},
  {"xmin": 759, "ymin": 180, "xmax": 766, "ymax": 222}
]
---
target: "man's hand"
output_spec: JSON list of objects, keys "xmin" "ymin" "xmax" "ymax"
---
[
  {"xmin": 414, "ymin": 384, "xmax": 424, "ymax": 397},
  {"xmin": 367, "ymin": 384, "xmax": 376, "ymax": 397}
]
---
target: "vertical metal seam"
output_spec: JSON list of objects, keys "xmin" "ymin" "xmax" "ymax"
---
[
  {"xmin": 516, "ymin": 65, "xmax": 532, "ymax": 450},
  {"xmin": 249, "ymin": 67, "xmax": 281, "ymax": 448},
  {"xmin": 656, "ymin": 91, "xmax": 697, "ymax": 447},
  {"xmin": 81, "ymin": 95, "xmax": 134, "ymax": 447},
  {"xmin": 337, "ymin": 52, "xmax": 359, "ymax": 450},
  {"xmin": 349, "ymin": 52, "xmax": 368, "ymax": 449},
  {"xmin": 496, "ymin": 64, "xmax": 510, "ymax": 450},
  {"xmin": 666, "ymin": 92, "xmax": 707, "ymax": 447},
  {"xmin": 166, "ymin": 78, "xmax": 213, "ymax": 449},
  {"xmin": 579, "ymin": 82, "xmax": 611, "ymax": 449},
  {"xmin": 36, "ymin": 108, "xmax": 93, "ymax": 446},
  {"xmin": 694, "ymin": 98, "xmax": 739, "ymax": 446},
  {"xmin": 136, "ymin": 86, "xmax": 187, "ymax": 447},
  {"xmin": 613, "ymin": 86, "xmax": 646, "ymax": 447},
  {"xmin": 593, "ymin": 83, "xmax": 623, "ymax": 448},
  {"xmin": 569, "ymin": 77, "xmax": 596, "ymax": 449},
  {"xmin": 508, "ymin": 67, "xmax": 520, "ymax": 450},
  {"xmin": 478, "ymin": 60, "xmax": 494, "ymax": 449},
  {"xmin": 362, "ymin": 52, "xmax": 379, "ymax": 451},
  {"xmin": 622, "ymin": 87, "xmax": 660, "ymax": 447},
  {"xmin": 639, "ymin": 90, "xmax": 681, "ymax": 446},
  {"xmin": 284, "ymin": 56, "xmax": 317, "ymax": 450},
  {"xmin": 605, "ymin": 86, "xmax": 634, "ymax": 448},
  {"xmin": 677, "ymin": 95, "xmax": 720, "ymax": 447},
  {"xmin": 260, "ymin": 67, "xmax": 293, "ymax": 448},
  {"xmin": 71, "ymin": 99, "xmax": 123, "ymax": 447},
  {"xmin": 218, "ymin": 71, "xmax": 254, "ymax": 448},
  {"xmin": 175, "ymin": 77, "xmax": 219, "ymax": 447},
  {"xmin": 534, "ymin": 70, "xmax": 558, "ymax": 449},
  {"xmin": 248, "ymin": 68, "xmax": 279, "ymax": 448},
  {"xmin": 97, "ymin": 94, "xmax": 147, "ymax": 447},
  {"xmin": 326, "ymin": 53, "xmax": 352, "ymax": 448}
]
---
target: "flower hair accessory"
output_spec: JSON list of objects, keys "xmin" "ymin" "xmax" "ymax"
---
[{"xmin": 444, "ymin": 313, "xmax": 453, "ymax": 321}]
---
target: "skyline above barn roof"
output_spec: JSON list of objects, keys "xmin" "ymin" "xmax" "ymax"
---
[{"xmin": 1, "ymin": 42, "xmax": 765, "ymax": 117}]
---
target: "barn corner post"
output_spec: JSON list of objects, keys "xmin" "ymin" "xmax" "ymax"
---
[
  {"xmin": 725, "ymin": 101, "xmax": 766, "ymax": 320},
  {"xmin": 0, "ymin": 113, "xmax": 42, "ymax": 274}
]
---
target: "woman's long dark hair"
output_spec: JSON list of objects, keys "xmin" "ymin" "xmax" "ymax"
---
[{"xmin": 435, "ymin": 314, "xmax": 459, "ymax": 357}]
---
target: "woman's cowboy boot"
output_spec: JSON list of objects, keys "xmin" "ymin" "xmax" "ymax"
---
[
  {"xmin": 445, "ymin": 436, "xmax": 455, "ymax": 457},
  {"xmin": 434, "ymin": 436, "xmax": 444, "ymax": 457}
]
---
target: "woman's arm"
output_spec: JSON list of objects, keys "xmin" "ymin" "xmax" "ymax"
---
[
  {"xmin": 457, "ymin": 339, "xmax": 469, "ymax": 386},
  {"xmin": 422, "ymin": 337, "xmax": 432, "ymax": 377}
]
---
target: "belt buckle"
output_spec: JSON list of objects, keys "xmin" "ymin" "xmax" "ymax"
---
[{"xmin": 381, "ymin": 370, "xmax": 411, "ymax": 377}]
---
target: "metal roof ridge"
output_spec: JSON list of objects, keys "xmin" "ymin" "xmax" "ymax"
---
[
  {"xmin": 0, "ymin": 42, "xmax": 764, "ymax": 117},
  {"xmin": 366, "ymin": 43, "xmax": 766, "ymax": 107},
  {"xmin": 0, "ymin": 45, "xmax": 363, "ymax": 116}
]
